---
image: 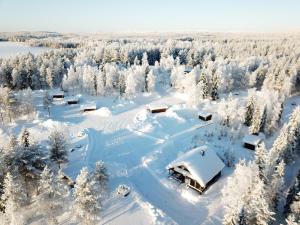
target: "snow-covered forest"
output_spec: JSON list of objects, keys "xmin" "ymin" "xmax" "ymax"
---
[{"xmin": 0, "ymin": 32, "xmax": 299, "ymax": 225}]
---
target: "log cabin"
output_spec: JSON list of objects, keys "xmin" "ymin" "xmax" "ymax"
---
[
  {"xmin": 167, "ymin": 146, "xmax": 225, "ymax": 194},
  {"xmin": 243, "ymin": 133, "xmax": 264, "ymax": 150},
  {"xmin": 147, "ymin": 104, "xmax": 169, "ymax": 113},
  {"xmin": 198, "ymin": 111, "xmax": 212, "ymax": 121}
]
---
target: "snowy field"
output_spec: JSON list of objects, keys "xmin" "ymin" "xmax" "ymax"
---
[
  {"xmin": 1, "ymin": 89, "xmax": 299, "ymax": 225},
  {"xmin": 0, "ymin": 42, "xmax": 50, "ymax": 58}
]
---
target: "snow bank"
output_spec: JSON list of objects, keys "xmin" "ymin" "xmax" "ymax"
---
[
  {"xmin": 164, "ymin": 108, "xmax": 185, "ymax": 123},
  {"xmin": 134, "ymin": 109, "xmax": 151, "ymax": 124},
  {"xmin": 93, "ymin": 107, "xmax": 112, "ymax": 117}
]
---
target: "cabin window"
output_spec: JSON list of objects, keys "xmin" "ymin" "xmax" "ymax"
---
[{"xmin": 196, "ymin": 182, "xmax": 201, "ymax": 189}]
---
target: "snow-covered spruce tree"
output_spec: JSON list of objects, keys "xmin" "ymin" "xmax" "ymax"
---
[
  {"xmin": 199, "ymin": 72, "xmax": 209, "ymax": 99},
  {"xmin": 259, "ymin": 106, "xmax": 267, "ymax": 133},
  {"xmin": 73, "ymin": 167, "xmax": 101, "ymax": 224},
  {"xmin": 285, "ymin": 170, "xmax": 300, "ymax": 215},
  {"xmin": 268, "ymin": 160, "xmax": 285, "ymax": 211},
  {"xmin": 223, "ymin": 160, "xmax": 256, "ymax": 225},
  {"xmin": 211, "ymin": 72, "xmax": 219, "ymax": 100},
  {"xmin": 255, "ymin": 143, "xmax": 268, "ymax": 181},
  {"xmin": 43, "ymin": 91, "xmax": 52, "ymax": 116},
  {"xmin": 1, "ymin": 172, "xmax": 27, "ymax": 225},
  {"xmin": 246, "ymin": 176, "xmax": 274, "ymax": 225},
  {"xmin": 48, "ymin": 130, "xmax": 68, "ymax": 168},
  {"xmin": 146, "ymin": 69, "xmax": 156, "ymax": 93},
  {"xmin": 19, "ymin": 128, "xmax": 31, "ymax": 148},
  {"xmin": 286, "ymin": 192, "xmax": 300, "ymax": 225},
  {"xmin": 93, "ymin": 161, "xmax": 109, "ymax": 193},
  {"xmin": 37, "ymin": 166, "xmax": 70, "ymax": 225},
  {"xmin": 249, "ymin": 105, "xmax": 262, "ymax": 135},
  {"xmin": 270, "ymin": 106, "xmax": 300, "ymax": 163},
  {"xmin": 244, "ymin": 91, "xmax": 255, "ymax": 127}
]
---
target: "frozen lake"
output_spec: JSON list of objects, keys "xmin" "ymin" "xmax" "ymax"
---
[{"xmin": 0, "ymin": 41, "xmax": 51, "ymax": 58}]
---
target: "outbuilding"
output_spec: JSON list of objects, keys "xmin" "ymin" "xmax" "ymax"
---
[
  {"xmin": 52, "ymin": 91, "xmax": 64, "ymax": 99},
  {"xmin": 67, "ymin": 98, "xmax": 79, "ymax": 105},
  {"xmin": 198, "ymin": 111, "xmax": 212, "ymax": 121},
  {"xmin": 81, "ymin": 104, "xmax": 97, "ymax": 112},
  {"xmin": 167, "ymin": 146, "xmax": 225, "ymax": 194},
  {"xmin": 147, "ymin": 104, "xmax": 168, "ymax": 113},
  {"xmin": 243, "ymin": 133, "xmax": 264, "ymax": 150}
]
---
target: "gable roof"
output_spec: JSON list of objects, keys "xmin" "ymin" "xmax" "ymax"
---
[
  {"xmin": 243, "ymin": 133, "xmax": 264, "ymax": 146},
  {"xmin": 198, "ymin": 111, "xmax": 212, "ymax": 118},
  {"xmin": 167, "ymin": 146, "xmax": 225, "ymax": 187},
  {"xmin": 147, "ymin": 104, "xmax": 168, "ymax": 111}
]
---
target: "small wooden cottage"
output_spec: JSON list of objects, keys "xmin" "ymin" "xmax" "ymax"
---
[
  {"xmin": 81, "ymin": 104, "xmax": 97, "ymax": 112},
  {"xmin": 67, "ymin": 98, "xmax": 79, "ymax": 105},
  {"xmin": 198, "ymin": 111, "xmax": 212, "ymax": 121},
  {"xmin": 147, "ymin": 104, "xmax": 168, "ymax": 113},
  {"xmin": 243, "ymin": 133, "xmax": 264, "ymax": 150},
  {"xmin": 167, "ymin": 146, "xmax": 225, "ymax": 194},
  {"xmin": 52, "ymin": 91, "xmax": 64, "ymax": 99}
]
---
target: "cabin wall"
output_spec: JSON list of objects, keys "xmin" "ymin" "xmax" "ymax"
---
[
  {"xmin": 244, "ymin": 143, "xmax": 256, "ymax": 150},
  {"xmin": 150, "ymin": 108, "xmax": 168, "ymax": 113}
]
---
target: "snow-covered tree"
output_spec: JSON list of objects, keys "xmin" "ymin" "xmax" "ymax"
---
[
  {"xmin": 48, "ymin": 130, "xmax": 68, "ymax": 168},
  {"xmin": 244, "ymin": 90, "xmax": 256, "ymax": 126},
  {"xmin": 1, "ymin": 172, "xmax": 27, "ymax": 225},
  {"xmin": 37, "ymin": 166, "xmax": 70, "ymax": 225},
  {"xmin": 43, "ymin": 91, "xmax": 52, "ymax": 116},
  {"xmin": 255, "ymin": 142, "xmax": 268, "ymax": 181},
  {"xmin": 73, "ymin": 167, "xmax": 101, "ymax": 224},
  {"xmin": 93, "ymin": 161, "xmax": 109, "ymax": 193}
]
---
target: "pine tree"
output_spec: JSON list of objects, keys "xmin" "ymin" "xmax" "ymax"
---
[
  {"xmin": 255, "ymin": 143, "xmax": 267, "ymax": 181},
  {"xmin": 48, "ymin": 130, "xmax": 68, "ymax": 168},
  {"xmin": 73, "ymin": 167, "xmax": 100, "ymax": 224},
  {"xmin": 247, "ymin": 176, "xmax": 274, "ymax": 225},
  {"xmin": 93, "ymin": 161, "xmax": 109, "ymax": 193},
  {"xmin": 1, "ymin": 172, "xmax": 27, "ymax": 224},
  {"xmin": 37, "ymin": 166, "xmax": 69, "ymax": 225},
  {"xmin": 199, "ymin": 73, "xmax": 209, "ymax": 99},
  {"xmin": 268, "ymin": 160, "xmax": 285, "ymax": 210},
  {"xmin": 43, "ymin": 91, "xmax": 52, "ymax": 116},
  {"xmin": 249, "ymin": 106, "xmax": 262, "ymax": 135},
  {"xmin": 285, "ymin": 170, "xmax": 300, "ymax": 215},
  {"xmin": 259, "ymin": 106, "xmax": 267, "ymax": 133},
  {"xmin": 286, "ymin": 192, "xmax": 300, "ymax": 225},
  {"xmin": 244, "ymin": 94, "xmax": 255, "ymax": 126},
  {"xmin": 19, "ymin": 128, "xmax": 31, "ymax": 148},
  {"xmin": 211, "ymin": 72, "xmax": 219, "ymax": 100}
]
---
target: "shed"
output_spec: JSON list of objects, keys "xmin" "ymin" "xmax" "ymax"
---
[
  {"xmin": 243, "ymin": 133, "xmax": 264, "ymax": 150},
  {"xmin": 147, "ymin": 104, "xmax": 168, "ymax": 113},
  {"xmin": 67, "ymin": 98, "xmax": 79, "ymax": 105},
  {"xmin": 81, "ymin": 104, "xmax": 97, "ymax": 112},
  {"xmin": 52, "ymin": 91, "xmax": 64, "ymax": 99},
  {"xmin": 167, "ymin": 146, "xmax": 225, "ymax": 194},
  {"xmin": 184, "ymin": 67, "xmax": 193, "ymax": 74},
  {"xmin": 198, "ymin": 111, "xmax": 212, "ymax": 121}
]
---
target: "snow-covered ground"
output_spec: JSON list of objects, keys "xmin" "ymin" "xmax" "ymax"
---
[
  {"xmin": 0, "ymin": 90, "xmax": 299, "ymax": 225},
  {"xmin": 0, "ymin": 42, "xmax": 50, "ymax": 58}
]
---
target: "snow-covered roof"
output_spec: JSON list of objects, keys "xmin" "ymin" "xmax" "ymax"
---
[
  {"xmin": 198, "ymin": 111, "xmax": 212, "ymax": 118},
  {"xmin": 147, "ymin": 104, "xmax": 168, "ymax": 111},
  {"xmin": 243, "ymin": 134, "xmax": 264, "ymax": 146},
  {"xmin": 66, "ymin": 98, "xmax": 79, "ymax": 102},
  {"xmin": 52, "ymin": 91, "xmax": 64, "ymax": 96},
  {"xmin": 81, "ymin": 103, "xmax": 97, "ymax": 109},
  {"xmin": 167, "ymin": 146, "xmax": 225, "ymax": 187}
]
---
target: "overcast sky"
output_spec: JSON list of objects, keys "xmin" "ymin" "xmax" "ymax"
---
[{"xmin": 0, "ymin": 0, "xmax": 299, "ymax": 33}]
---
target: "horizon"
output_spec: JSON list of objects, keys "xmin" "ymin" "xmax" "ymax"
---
[{"xmin": 1, "ymin": 0, "xmax": 300, "ymax": 33}]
